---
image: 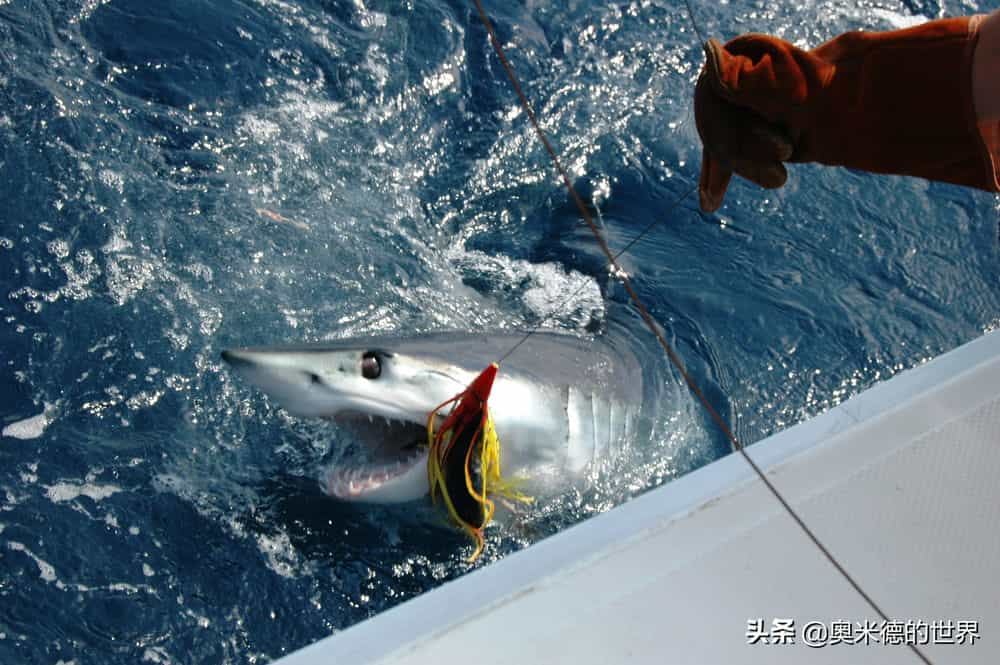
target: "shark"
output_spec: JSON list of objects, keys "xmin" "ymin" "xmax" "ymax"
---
[{"xmin": 221, "ymin": 331, "xmax": 645, "ymax": 504}]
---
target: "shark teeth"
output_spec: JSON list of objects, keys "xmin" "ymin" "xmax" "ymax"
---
[
  {"xmin": 324, "ymin": 449, "xmax": 426, "ymax": 498},
  {"xmin": 335, "ymin": 411, "xmax": 419, "ymax": 430},
  {"xmin": 322, "ymin": 410, "xmax": 428, "ymax": 499}
]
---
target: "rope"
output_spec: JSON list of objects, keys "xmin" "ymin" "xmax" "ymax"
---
[{"xmin": 470, "ymin": 3, "xmax": 932, "ymax": 663}]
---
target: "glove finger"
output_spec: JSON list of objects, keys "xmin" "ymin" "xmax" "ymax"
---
[
  {"xmin": 712, "ymin": 101, "xmax": 794, "ymax": 165},
  {"xmin": 701, "ymin": 39, "xmax": 796, "ymax": 161},
  {"xmin": 742, "ymin": 119, "xmax": 794, "ymax": 164},
  {"xmin": 700, "ymin": 110, "xmax": 790, "ymax": 192},
  {"xmin": 697, "ymin": 76, "xmax": 792, "ymax": 163},
  {"xmin": 730, "ymin": 157, "xmax": 788, "ymax": 190},
  {"xmin": 702, "ymin": 37, "xmax": 809, "ymax": 118},
  {"xmin": 699, "ymin": 149, "xmax": 733, "ymax": 213}
]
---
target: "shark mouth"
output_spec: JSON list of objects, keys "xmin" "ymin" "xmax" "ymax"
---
[{"xmin": 320, "ymin": 411, "xmax": 431, "ymax": 502}]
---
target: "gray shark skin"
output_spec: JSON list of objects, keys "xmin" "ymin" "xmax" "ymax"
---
[{"xmin": 221, "ymin": 331, "xmax": 645, "ymax": 504}]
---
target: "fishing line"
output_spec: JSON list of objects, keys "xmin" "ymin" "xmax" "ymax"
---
[
  {"xmin": 498, "ymin": 179, "xmax": 698, "ymax": 364},
  {"xmin": 681, "ymin": 0, "xmax": 707, "ymax": 45},
  {"xmin": 471, "ymin": 0, "xmax": 736, "ymax": 449},
  {"xmin": 471, "ymin": 3, "xmax": 932, "ymax": 663}
]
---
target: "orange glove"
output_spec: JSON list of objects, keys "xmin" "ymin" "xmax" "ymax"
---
[{"xmin": 694, "ymin": 18, "xmax": 996, "ymax": 212}]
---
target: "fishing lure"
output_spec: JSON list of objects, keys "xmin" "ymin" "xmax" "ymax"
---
[{"xmin": 426, "ymin": 362, "xmax": 531, "ymax": 561}]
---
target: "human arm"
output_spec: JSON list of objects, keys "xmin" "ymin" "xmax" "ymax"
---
[{"xmin": 694, "ymin": 15, "xmax": 1000, "ymax": 212}]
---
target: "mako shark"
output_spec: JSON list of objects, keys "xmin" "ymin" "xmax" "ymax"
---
[{"xmin": 221, "ymin": 331, "xmax": 644, "ymax": 504}]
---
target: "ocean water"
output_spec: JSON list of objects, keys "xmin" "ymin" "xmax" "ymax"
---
[{"xmin": 2, "ymin": 0, "xmax": 999, "ymax": 662}]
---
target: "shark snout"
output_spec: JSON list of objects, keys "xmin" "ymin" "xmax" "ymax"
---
[
  {"xmin": 221, "ymin": 349, "xmax": 254, "ymax": 369},
  {"xmin": 220, "ymin": 347, "xmax": 336, "ymax": 417}
]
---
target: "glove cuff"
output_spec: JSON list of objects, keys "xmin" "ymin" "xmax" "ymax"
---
[
  {"xmin": 972, "ymin": 12, "xmax": 1000, "ymax": 191},
  {"xmin": 808, "ymin": 16, "xmax": 995, "ymax": 192}
]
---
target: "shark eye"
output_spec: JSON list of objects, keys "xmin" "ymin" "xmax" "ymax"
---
[
  {"xmin": 308, "ymin": 372, "xmax": 323, "ymax": 385},
  {"xmin": 361, "ymin": 351, "xmax": 381, "ymax": 379}
]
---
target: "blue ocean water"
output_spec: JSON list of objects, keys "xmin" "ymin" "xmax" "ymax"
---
[{"xmin": 1, "ymin": 0, "xmax": 998, "ymax": 662}]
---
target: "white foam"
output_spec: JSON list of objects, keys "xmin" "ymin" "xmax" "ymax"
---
[
  {"xmin": 104, "ymin": 255, "xmax": 157, "ymax": 306},
  {"xmin": 106, "ymin": 582, "xmax": 143, "ymax": 594},
  {"xmin": 98, "ymin": 168, "xmax": 124, "ymax": 194},
  {"xmin": 238, "ymin": 115, "xmax": 282, "ymax": 143},
  {"xmin": 46, "ymin": 239, "xmax": 70, "ymax": 259},
  {"xmin": 142, "ymin": 647, "xmax": 173, "ymax": 664},
  {"xmin": 45, "ymin": 481, "xmax": 121, "ymax": 503},
  {"xmin": 8, "ymin": 541, "xmax": 58, "ymax": 584},
  {"xmin": 449, "ymin": 248, "xmax": 604, "ymax": 328},
  {"xmin": 3, "ymin": 403, "xmax": 55, "ymax": 440},
  {"xmin": 256, "ymin": 531, "xmax": 300, "ymax": 579},
  {"xmin": 869, "ymin": 9, "xmax": 928, "ymax": 29},
  {"xmin": 354, "ymin": 0, "xmax": 387, "ymax": 30}
]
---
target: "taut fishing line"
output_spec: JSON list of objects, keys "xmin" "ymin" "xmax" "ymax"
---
[
  {"xmin": 469, "ymin": 2, "xmax": 932, "ymax": 663},
  {"xmin": 497, "ymin": 179, "xmax": 698, "ymax": 364}
]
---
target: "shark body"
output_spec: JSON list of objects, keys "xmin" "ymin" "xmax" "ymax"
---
[{"xmin": 222, "ymin": 331, "xmax": 645, "ymax": 503}]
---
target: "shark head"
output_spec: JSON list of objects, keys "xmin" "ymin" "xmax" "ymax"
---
[
  {"xmin": 222, "ymin": 330, "xmax": 646, "ymax": 506},
  {"xmin": 221, "ymin": 341, "xmax": 478, "ymax": 504}
]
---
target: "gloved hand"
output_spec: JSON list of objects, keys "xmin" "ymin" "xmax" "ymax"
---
[{"xmin": 694, "ymin": 17, "xmax": 994, "ymax": 212}]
